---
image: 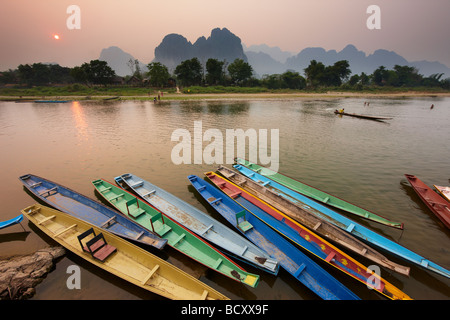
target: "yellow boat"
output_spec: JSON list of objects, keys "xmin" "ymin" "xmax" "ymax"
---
[{"xmin": 22, "ymin": 204, "xmax": 229, "ymax": 300}]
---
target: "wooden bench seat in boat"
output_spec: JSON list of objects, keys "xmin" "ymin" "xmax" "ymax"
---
[{"xmin": 77, "ymin": 228, "xmax": 117, "ymax": 262}]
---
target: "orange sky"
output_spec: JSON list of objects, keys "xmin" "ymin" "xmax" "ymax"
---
[{"xmin": 1, "ymin": 0, "xmax": 449, "ymax": 70}]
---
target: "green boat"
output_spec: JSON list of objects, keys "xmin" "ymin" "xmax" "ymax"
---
[
  {"xmin": 235, "ymin": 158, "xmax": 404, "ymax": 230},
  {"xmin": 92, "ymin": 179, "xmax": 260, "ymax": 288}
]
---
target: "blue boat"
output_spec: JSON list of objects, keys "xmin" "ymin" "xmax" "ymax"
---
[
  {"xmin": 233, "ymin": 164, "xmax": 450, "ymax": 279},
  {"xmin": 115, "ymin": 173, "xmax": 279, "ymax": 275},
  {"xmin": 188, "ymin": 175, "xmax": 360, "ymax": 300},
  {"xmin": 18, "ymin": 174, "xmax": 167, "ymax": 250},
  {"xmin": 0, "ymin": 214, "xmax": 24, "ymax": 230}
]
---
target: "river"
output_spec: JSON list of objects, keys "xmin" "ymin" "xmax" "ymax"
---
[{"xmin": 0, "ymin": 96, "xmax": 449, "ymax": 300}]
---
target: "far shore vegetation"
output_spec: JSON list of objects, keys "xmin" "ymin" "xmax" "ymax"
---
[{"xmin": 1, "ymin": 57, "xmax": 449, "ymax": 99}]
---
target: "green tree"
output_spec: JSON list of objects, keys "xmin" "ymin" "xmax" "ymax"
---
[
  {"xmin": 17, "ymin": 64, "xmax": 34, "ymax": 86},
  {"xmin": 227, "ymin": 59, "xmax": 253, "ymax": 85},
  {"xmin": 70, "ymin": 65, "xmax": 89, "ymax": 85},
  {"xmin": 281, "ymin": 71, "xmax": 306, "ymax": 89},
  {"xmin": 86, "ymin": 60, "xmax": 116, "ymax": 85},
  {"xmin": 393, "ymin": 65, "xmax": 421, "ymax": 86},
  {"xmin": 205, "ymin": 58, "xmax": 225, "ymax": 85},
  {"xmin": 304, "ymin": 60, "xmax": 326, "ymax": 87},
  {"xmin": 372, "ymin": 66, "xmax": 388, "ymax": 86},
  {"xmin": 174, "ymin": 58, "xmax": 202, "ymax": 86},
  {"xmin": 146, "ymin": 62, "xmax": 170, "ymax": 87}
]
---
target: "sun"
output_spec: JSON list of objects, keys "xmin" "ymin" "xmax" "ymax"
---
[{"xmin": 53, "ymin": 34, "xmax": 60, "ymax": 40}]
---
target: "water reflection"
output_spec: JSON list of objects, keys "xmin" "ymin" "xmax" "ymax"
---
[{"xmin": 70, "ymin": 101, "xmax": 89, "ymax": 141}]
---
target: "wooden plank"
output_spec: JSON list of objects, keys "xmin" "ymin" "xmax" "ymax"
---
[
  {"xmin": 54, "ymin": 224, "xmax": 77, "ymax": 237},
  {"xmin": 38, "ymin": 215, "xmax": 56, "ymax": 225},
  {"xmin": 142, "ymin": 264, "xmax": 160, "ymax": 285}
]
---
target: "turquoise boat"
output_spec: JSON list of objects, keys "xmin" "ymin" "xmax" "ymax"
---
[
  {"xmin": 92, "ymin": 179, "xmax": 260, "ymax": 288},
  {"xmin": 188, "ymin": 175, "xmax": 359, "ymax": 300},
  {"xmin": 0, "ymin": 214, "xmax": 24, "ymax": 230},
  {"xmin": 114, "ymin": 173, "xmax": 279, "ymax": 275},
  {"xmin": 233, "ymin": 164, "xmax": 450, "ymax": 279},
  {"xmin": 235, "ymin": 158, "xmax": 404, "ymax": 229}
]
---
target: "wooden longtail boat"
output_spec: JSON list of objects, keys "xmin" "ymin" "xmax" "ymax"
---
[
  {"xmin": 92, "ymin": 179, "xmax": 260, "ymax": 288},
  {"xmin": 220, "ymin": 165, "xmax": 410, "ymax": 276},
  {"xmin": 188, "ymin": 175, "xmax": 360, "ymax": 300},
  {"xmin": 22, "ymin": 204, "xmax": 229, "ymax": 300},
  {"xmin": 405, "ymin": 175, "xmax": 450, "ymax": 229},
  {"xmin": 114, "ymin": 173, "xmax": 279, "ymax": 275},
  {"xmin": 235, "ymin": 158, "xmax": 404, "ymax": 229},
  {"xmin": 434, "ymin": 185, "xmax": 450, "ymax": 203},
  {"xmin": 334, "ymin": 110, "xmax": 392, "ymax": 121},
  {"xmin": 207, "ymin": 171, "xmax": 411, "ymax": 300},
  {"xmin": 233, "ymin": 164, "xmax": 450, "ymax": 279},
  {"xmin": 0, "ymin": 214, "xmax": 24, "ymax": 230},
  {"xmin": 19, "ymin": 174, "xmax": 167, "ymax": 250}
]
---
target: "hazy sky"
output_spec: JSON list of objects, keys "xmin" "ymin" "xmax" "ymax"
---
[{"xmin": 1, "ymin": 0, "xmax": 449, "ymax": 70}]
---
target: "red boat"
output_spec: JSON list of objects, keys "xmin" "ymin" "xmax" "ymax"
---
[{"xmin": 405, "ymin": 174, "xmax": 450, "ymax": 229}]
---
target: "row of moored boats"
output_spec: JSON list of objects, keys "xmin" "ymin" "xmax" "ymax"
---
[{"xmin": 3, "ymin": 158, "xmax": 449, "ymax": 300}]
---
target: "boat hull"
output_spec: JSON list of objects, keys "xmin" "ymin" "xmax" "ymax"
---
[
  {"xmin": 22, "ymin": 204, "xmax": 229, "ymax": 300},
  {"xmin": 235, "ymin": 158, "xmax": 403, "ymax": 229},
  {"xmin": 92, "ymin": 179, "xmax": 260, "ymax": 288},
  {"xmin": 207, "ymin": 171, "xmax": 411, "ymax": 300},
  {"xmin": 19, "ymin": 174, "xmax": 167, "ymax": 250},
  {"xmin": 405, "ymin": 175, "xmax": 450, "ymax": 229},
  {"xmin": 114, "ymin": 173, "xmax": 279, "ymax": 275},
  {"xmin": 221, "ymin": 165, "xmax": 410, "ymax": 276},
  {"xmin": 189, "ymin": 175, "xmax": 360, "ymax": 300},
  {"xmin": 334, "ymin": 110, "xmax": 392, "ymax": 121},
  {"xmin": 233, "ymin": 165, "xmax": 450, "ymax": 279},
  {"xmin": 0, "ymin": 214, "xmax": 23, "ymax": 230}
]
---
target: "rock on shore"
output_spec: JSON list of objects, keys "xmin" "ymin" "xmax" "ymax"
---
[{"xmin": 0, "ymin": 246, "xmax": 66, "ymax": 300}]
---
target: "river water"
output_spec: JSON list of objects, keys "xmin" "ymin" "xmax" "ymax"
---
[{"xmin": 0, "ymin": 96, "xmax": 449, "ymax": 300}]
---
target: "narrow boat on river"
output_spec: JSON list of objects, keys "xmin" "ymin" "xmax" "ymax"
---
[
  {"xmin": 188, "ymin": 174, "xmax": 360, "ymax": 300},
  {"xmin": 114, "ymin": 173, "xmax": 279, "ymax": 275},
  {"xmin": 235, "ymin": 158, "xmax": 404, "ymax": 229},
  {"xmin": 19, "ymin": 174, "xmax": 167, "ymax": 250},
  {"xmin": 232, "ymin": 165, "xmax": 450, "ymax": 279},
  {"xmin": 334, "ymin": 110, "xmax": 392, "ymax": 121},
  {"xmin": 206, "ymin": 171, "xmax": 411, "ymax": 300},
  {"xmin": 405, "ymin": 174, "xmax": 450, "ymax": 229},
  {"xmin": 22, "ymin": 204, "xmax": 229, "ymax": 300},
  {"xmin": 92, "ymin": 179, "xmax": 260, "ymax": 288}
]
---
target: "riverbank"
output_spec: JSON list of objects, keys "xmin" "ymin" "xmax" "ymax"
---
[{"xmin": 2, "ymin": 90, "xmax": 450, "ymax": 102}]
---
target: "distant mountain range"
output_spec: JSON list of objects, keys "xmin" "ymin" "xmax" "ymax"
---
[{"xmin": 99, "ymin": 28, "xmax": 450, "ymax": 79}]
